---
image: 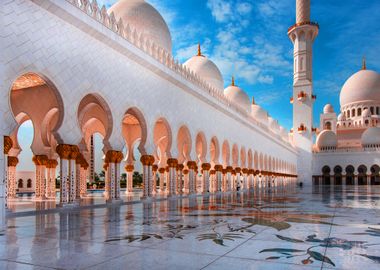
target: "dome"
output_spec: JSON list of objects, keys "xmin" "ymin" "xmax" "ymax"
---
[
  {"xmin": 316, "ymin": 130, "xmax": 337, "ymax": 149},
  {"xmin": 362, "ymin": 108, "xmax": 371, "ymax": 118},
  {"xmin": 251, "ymin": 103, "xmax": 268, "ymax": 124},
  {"xmin": 279, "ymin": 126, "xmax": 288, "ymax": 141},
  {"xmin": 337, "ymin": 113, "xmax": 346, "ymax": 122},
  {"xmin": 109, "ymin": 0, "xmax": 172, "ymax": 53},
  {"xmin": 224, "ymin": 78, "xmax": 251, "ymax": 111},
  {"xmin": 361, "ymin": 127, "xmax": 380, "ymax": 146},
  {"xmin": 323, "ymin": 104, "xmax": 334, "ymax": 114},
  {"xmin": 268, "ymin": 117, "xmax": 280, "ymax": 134},
  {"xmin": 340, "ymin": 69, "xmax": 380, "ymax": 107},
  {"xmin": 184, "ymin": 47, "xmax": 224, "ymax": 91}
]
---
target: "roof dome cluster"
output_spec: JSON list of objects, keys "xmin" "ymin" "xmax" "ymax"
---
[
  {"xmin": 323, "ymin": 104, "xmax": 334, "ymax": 114},
  {"xmin": 316, "ymin": 130, "xmax": 338, "ymax": 149},
  {"xmin": 361, "ymin": 127, "xmax": 380, "ymax": 147},
  {"xmin": 340, "ymin": 68, "xmax": 380, "ymax": 107},
  {"xmin": 224, "ymin": 77, "xmax": 251, "ymax": 111},
  {"xmin": 109, "ymin": 0, "xmax": 172, "ymax": 53}
]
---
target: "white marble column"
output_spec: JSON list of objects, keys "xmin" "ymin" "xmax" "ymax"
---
[
  {"xmin": 177, "ymin": 164, "xmax": 184, "ymax": 195},
  {"xmin": 33, "ymin": 155, "xmax": 48, "ymax": 201},
  {"xmin": 167, "ymin": 159, "xmax": 178, "ymax": 196},
  {"xmin": 7, "ymin": 157, "xmax": 18, "ymax": 199},
  {"xmin": 140, "ymin": 155, "xmax": 154, "ymax": 199},
  {"xmin": 46, "ymin": 160, "xmax": 58, "ymax": 199},
  {"xmin": 201, "ymin": 163, "xmax": 211, "ymax": 194},
  {"xmin": 152, "ymin": 165, "xmax": 158, "ymax": 195},
  {"xmin": 187, "ymin": 161, "xmax": 197, "ymax": 195},
  {"xmin": 125, "ymin": 164, "xmax": 134, "ymax": 194},
  {"xmin": 158, "ymin": 167, "xmax": 166, "ymax": 194},
  {"xmin": 56, "ymin": 144, "xmax": 73, "ymax": 205}
]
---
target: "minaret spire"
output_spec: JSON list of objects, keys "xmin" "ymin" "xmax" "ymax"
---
[
  {"xmin": 197, "ymin": 43, "xmax": 202, "ymax": 56},
  {"xmin": 231, "ymin": 76, "xmax": 235, "ymax": 86},
  {"xmin": 362, "ymin": 56, "xmax": 366, "ymax": 70}
]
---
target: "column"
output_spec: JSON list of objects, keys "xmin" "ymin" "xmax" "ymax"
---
[
  {"xmin": 105, "ymin": 150, "xmax": 123, "ymax": 202},
  {"xmin": 177, "ymin": 164, "xmax": 184, "ymax": 195},
  {"xmin": 68, "ymin": 147, "xmax": 79, "ymax": 203},
  {"xmin": 221, "ymin": 169, "xmax": 227, "ymax": 192},
  {"xmin": 183, "ymin": 169, "xmax": 189, "ymax": 194},
  {"xmin": 201, "ymin": 163, "xmax": 211, "ymax": 193},
  {"xmin": 152, "ymin": 165, "xmax": 158, "ymax": 195},
  {"xmin": 226, "ymin": 166, "xmax": 232, "ymax": 192},
  {"xmin": 80, "ymin": 160, "xmax": 89, "ymax": 197},
  {"xmin": 366, "ymin": 174, "xmax": 371, "ymax": 186},
  {"xmin": 214, "ymin": 165, "xmax": 223, "ymax": 192},
  {"xmin": 158, "ymin": 167, "xmax": 166, "ymax": 193},
  {"xmin": 7, "ymin": 157, "xmax": 18, "ymax": 199},
  {"xmin": 242, "ymin": 168, "xmax": 248, "ymax": 190},
  {"xmin": 140, "ymin": 155, "xmax": 155, "ymax": 199},
  {"xmin": 46, "ymin": 159, "xmax": 58, "ymax": 199},
  {"xmin": 125, "ymin": 164, "xmax": 134, "ymax": 194},
  {"xmin": 56, "ymin": 144, "xmax": 72, "ymax": 205},
  {"xmin": 32, "ymin": 155, "xmax": 48, "ymax": 200},
  {"xmin": 75, "ymin": 155, "xmax": 82, "ymax": 201},
  {"xmin": 114, "ymin": 152, "xmax": 123, "ymax": 200},
  {"xmin": 187, "ymin": 161, "xmax": 197, "ymax": 195},
  {"xmin": 209, "ymin": 170, "xmax": 216, "ymax": 192},
  {"xmin": 167, "ymin": 158, "xmax": 178, "ymax": 197},
  {"xmin": 235, "ymin": 167, "xmax": 241, "ymax": 191}
]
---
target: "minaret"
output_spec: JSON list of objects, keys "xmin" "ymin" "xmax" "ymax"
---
[{"xmin": 288, "ymin": 0, "xmax": 319, "ymax": 183}]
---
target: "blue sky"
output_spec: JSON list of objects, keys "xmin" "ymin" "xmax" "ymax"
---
[{"xmin": 16, "ymin": 0, "xmax": 380, "ymax": 172}]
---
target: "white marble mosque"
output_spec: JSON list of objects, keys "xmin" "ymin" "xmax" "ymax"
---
[{"xmin": 0, "ymin": 0, "xmax": 380, "ymax": 269}]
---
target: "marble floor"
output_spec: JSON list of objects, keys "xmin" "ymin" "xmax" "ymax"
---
[{"xmin": 1, "ymin": 185, "xmax": 380, "ymax": 270}]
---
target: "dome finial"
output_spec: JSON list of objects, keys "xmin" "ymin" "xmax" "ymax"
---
[
  {"xmin": 197, "ymin": 43, "xmax": 202, "ymax": 56},
  {"xmin": 362, "ymin": 56, "xmax": 366, "ymax": 70},
  {"xmin": 231, "ymin": 76, "xmax": 235, "ymax": 86},
  {"xmin": 252, "ymin": 97, "xmax": 255, "ymax": 105}
]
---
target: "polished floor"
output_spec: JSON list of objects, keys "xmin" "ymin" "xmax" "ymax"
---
[{"xmin": 1, "ymin": 185, "xmax": 380, "ymax": 269}]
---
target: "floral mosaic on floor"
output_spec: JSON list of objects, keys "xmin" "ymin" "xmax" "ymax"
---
[{"xmin": 1, "ymin": 186, "xmax": 380, "ymax": 269}]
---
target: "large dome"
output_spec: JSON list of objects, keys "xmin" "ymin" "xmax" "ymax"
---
[
  {"xmin": 361, "ymin": 127, "xmax": 380, "ymax": 147},
  {"xmin": 340, "ymin": 69, "xmax": 380, "ymax": 107},
  {"xmin": 251, "ymin": 103, "xmax": 268, "ymax": 124},
  {"xmin": 184, "ymin": 49, "xmax": 224, "ymax": 91},
  {"xmin": 224, "ymin": 78, "xmax": 251, "ymax": 111},
  {"xmin": 109, "ymin": 0, "xmax": 172, "ymax": 53},
  {"xmin": 316, "ymin": 130, "xmax": 337, "ymax": 149}
]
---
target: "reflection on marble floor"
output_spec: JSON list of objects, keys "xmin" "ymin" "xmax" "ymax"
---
[{"xmin": 1, "ymin": 186, "xmax": 380, "ymax": 269}]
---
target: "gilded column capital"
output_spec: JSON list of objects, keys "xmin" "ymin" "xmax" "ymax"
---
[
  {"xmin": 140, "ymin": 155, "xmax": 155, "ymax": 166},
  {"xmin": 249, "ymin": 169, "xmax": 255, "ymax": 175},
  {"xmin": 125, "ymin": 164, "xmax": 134, "ymax": 172},
  {"xmin": 105, "ymin": 150, "xmax": 124, "ymax": 163},
  {"xmin": 222, "ymin": 169, "xmax": 227, "ymax": 174},
  {"xmin": 177, "ymin": 164, "xmax": 184, "ymax": 171},
  {"xmin": 167, "ymin": 158, "xmax": 178, "ymax": 168},
  {"xmin": 242, "ymin": 168, "xmax": 249, "ymax": 174},
  {"xmin": 56, "ymin": 144, "xmax": 73, "ymax": 159},
  {"xmin": 231, "ymin": 170, "xmax": 236, "ymax": 175},
  {"xmin": 210, "ymin": 169, "xmax": 216, "ymax": 175},
  {"xmin": 214, "ymin": 164, "xmax": 223, "ymax": 171},
  {"xmin": 165, "ymin": 167, "xmax": 169, "ymax": 172},
  {"xmin": 82, "ymin": 160, "xmax": 89, "ymax": 170},
  {"xmin": 3, "ymin": 136, "xmax": 13, "ymax": 154},
  {"xmin": 152, "ymin": 164, "xmax": 158, "ymax": 172},
  {"xmin": 7, "ymin": 156, "xmax": 19, "ymax": 167},
  {"xmin": 46, "ymin": 159, "xmax": 58, "ymax": 169},
  {"xmin": 158, "ymin": 167, "xmax": 166, "ymax": 174},
  {"xmin": 32, "ymin": 155, "xmax": 48, "ymax": 166},
  {"xmin": 201, "ymin": 163, "xmax": 211, "ymax": 171},
  {"xmin": 183, "ymin": 169, "xmax": 189, "ymax": 175},
  {"xmin": 235, "ymin": 167, "xmax": 241, "ymax": 173},
  {"xmin": 187, "ymin": 161, "xmax": 197, "ymax": 169},
  {"xmin": 69, "ymin": 145, "xmax": 80, "ymax": 160},
  {"xmin": 226, "ymin": 166, "xmax": 233, "ymax": 172}
]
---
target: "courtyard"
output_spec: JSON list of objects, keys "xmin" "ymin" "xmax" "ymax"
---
[{"xmin": 1, "ymin": 185, "xmax": 380, "ymax": 269}]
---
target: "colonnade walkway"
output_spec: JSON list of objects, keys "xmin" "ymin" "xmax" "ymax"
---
[{"xmin": 1, "ymin": 185, "xmax": 380, "ymax": 269}]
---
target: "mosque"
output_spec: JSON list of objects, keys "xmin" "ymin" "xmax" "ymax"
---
[{"xmin": 0, "ymin": 0, "xmax": 379, "ymax": 231}]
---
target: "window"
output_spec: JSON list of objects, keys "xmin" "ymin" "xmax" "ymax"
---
[
  {"xmin": 358, "ymin": 108, "xmax": 362, "ymax": 116},
  {"xmin": 352, "ymin": 109, "xmax": 356, "ymax": 117},
  {"xmin": 324, "ymin": 121, "xmax": 332, "ymax": 130},
  {"xmin": 370, "ymin": 107, "xmax": 374, "ymax": 115},
  {"xmin": 27, "ymin": 179, "xmax": 32, "ymax": 188},
  {"xmin": 347, "ymin": 110, "xmax": 350, "ymax": 118},
  {"xmin": 18, "ymin": 179, "xmax": 23, "ymax": 188},
  {"xmin": 377, "ymin": 107, "xmax": 379, "ymax": 115}
]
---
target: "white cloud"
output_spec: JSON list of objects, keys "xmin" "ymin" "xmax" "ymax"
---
[
  {"xmin": 236, "ymin": 2, "xmax": 253, "ymax": 15},
  {"xmin": 206, "ymin": 0, "xmax": 233, "ymax": 23}
]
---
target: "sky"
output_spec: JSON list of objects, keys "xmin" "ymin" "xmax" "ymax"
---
[{"xmin": 16, "ymin": 0, "xmax": 380, "ymax": 172}]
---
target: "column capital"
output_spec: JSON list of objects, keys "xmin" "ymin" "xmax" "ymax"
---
[
  {"xmin": 158, "ymin": 167, "xmax": 166, "ymax": 174},
  {"xmin": 3, "ymin": 136, "xmax": 13, "ymax": 154},
  {"xmin": 235, "ymin": 167, "xmax": 241, "ymax": 173},
  {"xmin": 183, "ymin": 169, "xmax": 189, "ymax": 175},
  {"xmin": 152, "ymin": 164, "xmax": 158, "ymax": 172},
  {"xmin": 177, "ymin": 164, "xmax": 184, "ymax": 171},
  {"xmin": 105, "ymin": 150, "xmax": 123, "ymax": 163},
  {"xmin": 226, "ymin": 166, "xmax": 233, "ymax": 172},
  {"xmin": 214, "ymin": 164, "xmax": 223, "ymax": 171},
  {"xmin": 167, "ymin": 158, "xmax": 178, "ymax": 168},
  {"xmin": 202, "ymin": 163, "xmax": 211, "ymax": 171},
  {"xmin": 210, "ymin": 170, "xmax": 216, "ymax": 175},
  {"xmin": 46, "ymin": 159, "xmax": 58, "ymax": 169},
  {"xmin": 7, "ymin": 156, "xmax": 19, "ymax": 167},
  {"xmin": 32, "ymin": 155, "xmax": 48, "ymax": 166},
  {"xmin": 187, "ymin": 161, "xmax": 197, "ymax": 169},
  {"xmin": 242, "ymin": 168, "xmax": 249, "ymax": 174},
  {"xmin": 140, "ymin": 155, "xmax": 155, "ymax": 166},
  {"xmin": 56, "ymin": 144, "xmax": 74, "ymax": 159},
  {"xmin": 125, "ymin": 164, "xmax": 134, "ymax": 172}
]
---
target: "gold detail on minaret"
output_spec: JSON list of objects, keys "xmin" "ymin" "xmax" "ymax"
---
[
  {"xmin": 252, "ymin": 97, "xmax": 255, "ymax": 105},
  {"xmin": 362, "ymin": 56, "xmax": 366, "ymax": 70},
  {"xmin": 231, "ymin": 76, "xmax": 235, "ymax": 86},
  {"xmin": 197, "ymin": 43, "xmax": 202, "ymax": 56}
]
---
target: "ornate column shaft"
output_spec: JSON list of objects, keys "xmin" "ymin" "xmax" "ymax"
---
[
  {"xmin": 68, "ymin": 146, "xmax": 79, "ymax": 203},
  {"xmin": 46, "ymin": 159, "xmax": 58, "ymax": 198},
  {"xmin": 7, "ymin": 157, "xmax": 18, "ymax": 199},
  {"xmin": 3, "ymin": 136, "xmax": 12, "ymax": 209},
  {"xmin": 33, "ymin": 155, "xmax": 48, "ymax": 200},
  {"xmin": 187, "ymin": 161, "xmax": 197, "ymax": 195},
  {"xmin": 152, "ymin": 165, "xmax": 158, "ymax": 195},
  {"xmin": 177, "ymin": 164, "xmax": 184, "ymax": 195},
  {"xmin": 80, "ymin": 161, "xmax": 89, "ymax": 197},
  {"xmin": 215, "ymin": 165, "xmax": 223, "ymax": 192},
  {"xmin": 75, "ymin": 157, "xmax": 82, "ymax": 200},
  {"xmin": 140, "ymin": 155, "xmax": 154, "ymax": 199},
  {"xmin": 183, "ymin": 169, "xmax": 189, "ymax": 194},
  {"xmin": 56, "ymin": 144, "xmax": 72, "ymax": 205},
  {"xmin": 209, "ymin": 170, "xmax": 216, "ymax": 193},
  {"xmin": 167, "ymin": 158, "xmax": 178, "ymax": 196},
  {"xmin": 201, "ymin": 163, "xmax": 211, "ymax": 194},
  {"xmin": 242, "ymin": 168, "xmax": 249, "ymax": 190},
  {"xmin": 235, "ymin": 167, "xmax": 241, "ymax": 191},
  {"xmin": 105, "ymin": 150, "xmax": 123, "ymax": 202},
  {"xmin": 125, "ymin": 164, "xmax": 134, "ymax": 194},
  {"xmin": 158, "ymin": 167, "xmax": 166, "ymax": 193},
  {"xmin": 226, "ymin": 166, "xmax": 233, "ymax": 192}
]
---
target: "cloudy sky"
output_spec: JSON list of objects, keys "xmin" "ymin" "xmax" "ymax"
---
[{"xmin": 16, "ymin": 0, "xmax": 380, "ymax": 172}]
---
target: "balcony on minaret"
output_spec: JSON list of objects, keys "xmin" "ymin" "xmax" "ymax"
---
[
  {"xmin": 297, "ymin": 124, "xmax": 307, "ymax": 134},
  {"xmin": 297, "ymin": 91, "xmax": 307, "ymax": 102},
  {"xmin": 311, "ymin": 127, "xmax": 318, "ymax": 133}
]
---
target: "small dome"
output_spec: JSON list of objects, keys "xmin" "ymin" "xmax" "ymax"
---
[
  {"xmin": 109, "ymin": 0, "xmax": 172, "ymax": 53},
  {"xmin": 362, "ymin": 108, "xmax": 371, "ymax": 118},
  {"xmin": 224, "ymin": 78, "xmax": 251, "ymax": 111},
  {"xmin": 362, "ymin": 127, "xmax": 380, "ymax": 146},
  {"xmin": 340, "ymin": 69, "xmax": 380, "ymax": 107},
  {"xmin": 316, "ymin": 130, "xmax": 337, "ymax": 149},
  {"xmin": 251, "ymin": 103, "xmax": 268, "ymax": 124},
  {"xmin": 184, "ymin": 47, "xmax": 224, "ymax": 91},
  {"xmin": 279, "ymin": 126, "xmax": 288, "ymax": 141},
  {"xmin": 323, "ymin": 104, "xmax": 334, "ymax": 114},
  {"xmin": 268, "ymin": 117, "xmax": 280, "ymax": 134},
  {"xmin": 337, "ymin": 113, "xmax": 346, "ymax": 122}
]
